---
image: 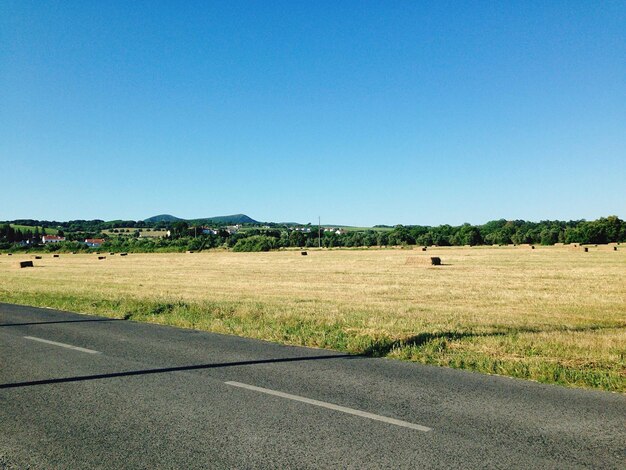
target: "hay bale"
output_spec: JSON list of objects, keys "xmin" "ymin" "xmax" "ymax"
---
[
  {"xmin": 614, "ymin": 246, "xmax": 618, "ymax": 251},
  {"xmin": 8, "ymin": 253, "xmax": 12, "ymax": 256},
  {"xmin": 98, "ymin": 256, "xmax": 106, "ymax": 260},
  {"xmin": 120, "ymin": 252, "xmax": 128, "ymax": 256},
  {"xmin": 109, "ymin": 252, "xmax": 115, "ymax": 255},
  {"xmin": 531, "ymin": 245, "xmax": 535, "ymax": 249},
  {"xmin": 301, "ymin": 251, "xmax": 308, "ymax": 256},
  {"xmin": 186, "ymin": 250, "xmax": 194, "ymax": 254},
  {"xmin": 34, "ymin": 256, "xmax": 42, "ymax": 259},
  {"xmin": 596, "ymin": 244, "xmax": 618, "ymax": 251},
  {"xmin": 53, "ymin": 254, "xmax": 59, "ymax": 258},
  {"xmin": 421, "ymin": 247, "xmax": 427, "ymax": 251},
  {"xmin": 430, "ymin": 257, "xmax": 442, "ymax": 266},
  {"xmin": 583, "ymin": 247, "xmax": 588, "ymax": 252},
  {"xmin": 19, "ymin": 261, "xmax": 34, "ymax": 268}
]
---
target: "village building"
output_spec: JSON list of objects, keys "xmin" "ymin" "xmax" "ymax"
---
[
  {"xmin": 85, "ymin": 238, "xmax": 105, "ymax": 247},
  {"xmin": 322, "ymin": 228, "xmax": 347, "ymax": 235},
  {"xmin": 42, "ymin": 235, "xmax": 66, "ymax": 244}
]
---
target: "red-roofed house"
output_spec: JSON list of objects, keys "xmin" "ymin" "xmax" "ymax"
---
[
  {"xmin": 42, "ymin": 235, "xmax": 66, "ymax": 244},
  {"xmin": 85, "ymin": 238, "xmax": 105, "ymax": 248}
]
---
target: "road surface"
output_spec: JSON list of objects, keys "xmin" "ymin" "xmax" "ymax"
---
[{"xmin": 1, "ymin": 303, "xmax": 624, "ymax": 469}]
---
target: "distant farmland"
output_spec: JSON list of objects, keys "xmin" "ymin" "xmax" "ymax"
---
[
  {"xmin": 9, "ymin": 224, "xmax": 57, "ymax": 235},
  {"xmin": 1, "ymin": 245, "xmax": 624, "ymax": 392},
  {"xmin": 102, "ymin": 228, "xmax": 169, "ymax": 238}
]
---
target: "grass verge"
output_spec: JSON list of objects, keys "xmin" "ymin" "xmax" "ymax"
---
[{"xmin": 2, "ymin": 289, "xmax": 624, "ymax": 392}]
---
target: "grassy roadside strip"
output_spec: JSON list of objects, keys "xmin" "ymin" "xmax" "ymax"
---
[{"xmin": 2, "ymin": 290, "xmax": 624, "ymax": 393}]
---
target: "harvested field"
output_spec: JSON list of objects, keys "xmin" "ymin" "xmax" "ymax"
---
[{"xmin": 1, "ymin": 246, "xmax": 624, "ymax": 391}]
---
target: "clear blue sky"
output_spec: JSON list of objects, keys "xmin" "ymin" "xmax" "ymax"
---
[{"xmin": 1, "ymin": 1, "xmax": 624, "ymax": 226}]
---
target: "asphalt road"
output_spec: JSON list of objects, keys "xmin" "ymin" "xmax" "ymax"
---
[{"xmin": 1, "ymin": 303, "xmax": 624, "ymax": 469}]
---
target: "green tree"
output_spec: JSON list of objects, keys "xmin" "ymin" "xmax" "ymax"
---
[{"xmin": 232, "ymin": 235, "xmax": 276, "ymax": 252}]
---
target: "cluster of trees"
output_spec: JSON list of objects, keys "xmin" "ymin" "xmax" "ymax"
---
[
  {"xmin": 177, "ymin": 216, "xmax": 626, "ymax": 251},
  {"xmin": 226, "ymin": 216, "xmax": 626, "ymax": 250},
  {"xmin": 1, "ymin": 216, "xmax": 624, "ymax": 252},
  {"xmin": 1, "ymin": 224, "xmax": 34, "ymax": 243},
  {"xmin": 232, "ymin": 235, "xmax": 277, "ymax": 252},
  {"xmin": 0, "ymin": 224, "xmax": 44, "ymax": 245},
  {"xmin": 2, "ymin": 219, "xmax": 172, "ymax": 233}
]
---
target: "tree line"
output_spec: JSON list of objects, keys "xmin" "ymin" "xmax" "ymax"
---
[
  {"xmin": 1, "ymin": 216, "xmax": 624, "ymax": 252},
  {"xmin": 229, "ymin": 216, "xmax": 625, "ymax": 251},
  {"xmin": 2, "ymin": 219, "xmax": 170, "ymax": 232}
]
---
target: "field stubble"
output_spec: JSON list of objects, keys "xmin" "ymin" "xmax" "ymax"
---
[{"xmin": 1, "ymin": 246, "xmax": 624, "ymax": 391}]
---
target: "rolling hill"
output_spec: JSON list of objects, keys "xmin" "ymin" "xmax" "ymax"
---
[
  {"xmin": 142, "ymin": 214, "xmax": 183, "ymax": 223},
  {"xmin": 143, "ymin": 214, "xmax": 258, "ymax": 225}
]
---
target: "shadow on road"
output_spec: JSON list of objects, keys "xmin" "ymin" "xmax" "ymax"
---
[
  {"xmin": 0, "ymin": 353, "xmax": 358, "ymax": 390},
  {"xmin": 0, "ymin": 318, "xmax": 127, "ymax": 327}
]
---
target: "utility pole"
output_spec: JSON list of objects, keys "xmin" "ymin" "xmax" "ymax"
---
[{"xmin": 318, "ymin": 216, "xmax": 321, "ymax": 248}]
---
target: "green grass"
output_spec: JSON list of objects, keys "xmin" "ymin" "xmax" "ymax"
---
[
  {"xmin": 1, "ymin": 289, "xmax": 623, "ymax": 392},
  {"xmin": 9, "ymin": 224, "xmax": 58, "ymax": 235}
]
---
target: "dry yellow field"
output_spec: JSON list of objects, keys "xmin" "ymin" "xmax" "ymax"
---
[{"xmin": 1, "ymin": 246, "xmax": 624, "ymax": 391}]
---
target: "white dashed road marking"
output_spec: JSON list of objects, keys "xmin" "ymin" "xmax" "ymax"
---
[
  {"xmin": 225, "ymin": 381, "xmax": 432, "ymax": 432},
  {"xmin": 24, "ymin": 336, "xmax": 101, "ymax": 354}
]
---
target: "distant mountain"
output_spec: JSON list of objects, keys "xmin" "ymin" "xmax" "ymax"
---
[
  {"xmin": 143, "ymin": 214, "xmax": 183, "ymax": 223},
  {"xmin": 143, "ymin": 214, "xmax": 258, "ymax": 225},
  {"xmin": 190, "ymin": 214, "xmax": 258, "ymax": 225}
]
